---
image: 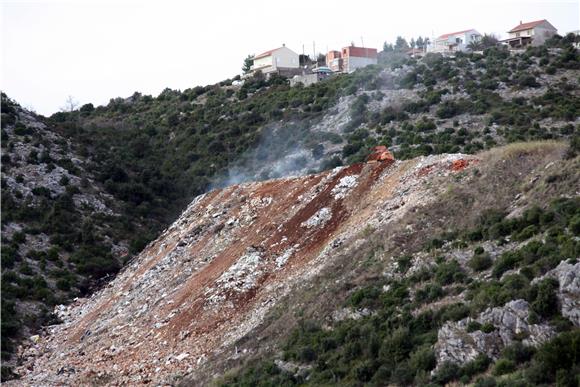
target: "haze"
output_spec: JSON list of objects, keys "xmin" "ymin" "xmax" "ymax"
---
[{"xmin": 1, "ymin": 0, "xmax": 578, "ymax": 116}]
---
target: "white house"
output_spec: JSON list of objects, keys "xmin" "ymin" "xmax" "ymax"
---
[
  {"xmin": 250, "ymin": 45, "xmax": 300, "ymax": 76},
  {"xmin": 501, "ymin": 19, "xmax": 557, "ymax": 49},
  {"xmin": 430, "ymin": 29, "xmax": 482, "ymax": 53}
]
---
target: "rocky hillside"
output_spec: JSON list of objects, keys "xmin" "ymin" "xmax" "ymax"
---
[
  {"xmin": 0, "ymin": 95, "xmax": 153, "ymax": 377},
  {"xmin": 2, "ymin": 36, "xmax": 579, "ymax": 383},
  {"xmin": 7, "ymin": 141, "xmax": 579, "ymax": 386}
]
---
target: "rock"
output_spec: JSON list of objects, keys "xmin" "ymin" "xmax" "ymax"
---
[
  {"xmin": 434, "ymin": 299, "xmax": 555, "ymax": 366},
  {"xmin": 534, "ymin": 261, "xmax": 580, "ymax": 326},
  {"xmin": 332, "ymin": 307, "xmax": 372, "ymax": 322},
  {"xmin": 301, "ymin": 207, "xmax": 332, "ymax": 229},
  {"xmin": 29, "ymin": 335, "xmax": 40, "ymax": 344},
  {"xmin": 331, "ymin": 175, "xmax": 358, "ymax": 199}
]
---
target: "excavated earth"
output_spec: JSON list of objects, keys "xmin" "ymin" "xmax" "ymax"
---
[{"xmin": 9, "ymin": 153, "xmax": 478, "ymax": 386}]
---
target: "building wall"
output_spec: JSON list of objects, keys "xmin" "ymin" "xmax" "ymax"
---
[
  {"xmin": 431, "ymin": 30, "xmax": 481, "ymax": 53},
  {"xmin": 345, "ymin": 56, "xmax": 377, "ymax": 73},
  {"xmin": 328, "ymin": 57, "xmax": 343, "ymax": 72},
  {"xmin": 507, "ymin": 22, "xmax": 557, "ymax": 46},
  {"xmin": 289, "ymin": 73, "xmax": 319, "ymax": 87},
  {"xmin": 271, "ymin": 47, "xmax": 299, "ymax": 69},
  {"xmin": 531, "ymin": 26, "xmax": 557, "ymax": 46},
  {"xmin": 342, "ymin": 46, "xmax": 378, "ymax": 58},
  {"xmin": 253, "ymin": 55, "xmax": 273, "ymax": 70},
  {"xmin": 252, "ymin": 47, "xmax": 299, "ymax": 74}
]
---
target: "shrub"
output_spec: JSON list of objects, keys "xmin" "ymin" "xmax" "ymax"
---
[
  {"xmin": 502, "ymin": 342, "xmax": 535, "ymax": 364},
  {"xmin": 433, "ymin": 361, "xmax": 460, "ymax": 384},
  {"xmin": 481, "ymin": 322, "xmax": 496, "ymax": 333},
  {"xmin": 493, "ymin": 358, "xmax": 516, "ymax": 375},
  {"xmin": 530, "ymin": 278, "xmax": 559, "ymax": 319},
  {"xmin": 409, "ymin": 345, "xmax": 436, "ymax": 371},
  {"xmin": 469, "ymin": 253, "xmax": 493, "ymax": 271},
  {"xmin": 517, "ymin": 74, "xmax": 539, "ymax": 88},
  {"xmin": 462, "ymin": 354, "xmax": 491, "ymax": 379},
  {"xmin": 435, "ymin": 260, "xmax": 465, "ymax": 285}
]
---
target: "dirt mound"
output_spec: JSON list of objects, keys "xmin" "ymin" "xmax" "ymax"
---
[{"xmin": 9, "ymin": 154, "xmax": 478, "ymax": 386}]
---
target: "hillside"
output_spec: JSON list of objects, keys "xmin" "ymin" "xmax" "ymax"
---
[
  {"xmin": 0, "ymin": 95, "xmax": 156, "ymax": 377},
  {"xmin": 1, "ymin": 35, "xmax": 580, "ymax": 383},
  {"xmin": 7, "ymin": 141, "xmax": 579, "ymax": 386}
]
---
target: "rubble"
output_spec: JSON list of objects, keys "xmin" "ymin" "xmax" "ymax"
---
[
  {"xmin": 301, "ymin": 207, "xmax": 332, "ymax": 229},
  {"xmin": 331, "ymin": 175, "xmax": 359, "ymax": 199},
  {"xmin": 9, "ymin": 154, "xmax": 478, "ymax": 386}
]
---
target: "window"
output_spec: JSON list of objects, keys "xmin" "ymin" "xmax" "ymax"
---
[{"xmin": 516, "ymin": 32, "xmax": 520, "ymax": 37}]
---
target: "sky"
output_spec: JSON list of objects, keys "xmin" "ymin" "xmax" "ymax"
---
[{"xmin": 1, "ymin": 0, "xmax": 579, "ymax": 116}]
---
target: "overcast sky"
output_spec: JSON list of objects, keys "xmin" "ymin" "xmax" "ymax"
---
[{"xmin": 2, "ymin": 0, "xmax": 578, "ymax": 116}]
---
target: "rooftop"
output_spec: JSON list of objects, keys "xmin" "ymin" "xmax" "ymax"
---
[
  {"xmin": 437, "ymin": 29, "xmax": 476, "ymax": 40},
  {"xmin": 508, "ymin": 19, "xmax": 548, "ymax": 33}
]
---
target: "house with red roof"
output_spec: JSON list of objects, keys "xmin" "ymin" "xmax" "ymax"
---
[
  {"xmin": 501, "ymin": 20, "xmax": 557, "ymax": 49},
  {"xmin": 325, "ymin": 45, "xmax": 378, "ymax": 73},
  {"xmin": 430, "ymin": 28, "xmax": 482, "ymax": 54},
  {"xmin": 250, "ymin": 44, "xmax": 300, "ymax": 77}
]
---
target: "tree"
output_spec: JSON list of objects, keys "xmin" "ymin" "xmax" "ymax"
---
[
  {"xmin": 242, "ymin": 54, "xmax": 254, "ymax": 74},
  {"xmin": 416, "ymin": 36, "xmax": 425, "ymax": 50},
  {"xmin": 395, "ymin": 36, "xmax": 409, "ymax": 52},
  {"xmin": 481, "ymin": 34, "xmax": 499, "ymax": 49},
  {"xmin": 383, "ymin": 42, "xmax": 394, "ymax": 52},
  {"xmin": 61, "ymin": 95, "xmax": 78, "ymax": 112},
  {"xmin": 467, "ymin": 40, "xmax": 483, "ymax": 51},
  {"xmin": 410, "ymin": 38, "xmax": 416, "ymax": 49}
]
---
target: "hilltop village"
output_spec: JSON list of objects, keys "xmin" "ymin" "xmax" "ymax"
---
[{"xmin": 243, "ymin": 19, "xmax": 573, "ymax": 87}]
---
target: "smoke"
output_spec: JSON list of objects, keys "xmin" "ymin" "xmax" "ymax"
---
[{"xmin": 210, "ymin": 122, "xmax": 325, "ymax": 190}]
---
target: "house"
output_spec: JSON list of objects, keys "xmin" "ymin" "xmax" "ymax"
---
[
  {"xmin": 341, "ymin": 45, "xmax": 378, "ymax": 73},
  {"xmin": 325, "ymin": 45, "xmax": 378, "ymax": 73},
  {"xmin": 289, "ymin": 66, "xmax": 334, "ymax": 87},
  {"xmin": 430, "ymin": 29, "xmax": 482, "ymax": 53},
  {"xmin": 406, "ymin": 47, "xmax": 426, "ymax": 57},
  {"xmin": 501, "ymin": 19, "xmax": 557, "ymax": 49},
  {"xmin": 250, "ymin": 44, "xmax": 300, "ymax": 77},
  {"xmin": 326, "ymin": 50, "xmax": 342, "ymax": 72}
]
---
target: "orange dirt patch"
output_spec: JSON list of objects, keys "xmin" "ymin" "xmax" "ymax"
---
[{"xmin": 451, "ymin": 159, "xmax": 470, "ymax": 171}]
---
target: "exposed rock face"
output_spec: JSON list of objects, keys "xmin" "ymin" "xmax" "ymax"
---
[
  {"xmin": 535, "ymin": 261, "xmax": 580, "ymax": 326},
  {"xmin": 435, "ymin": 261, "xmax": 580, "ymax": 368},
  {"xmin": 435, "ymin": 300, "xmax": 555, "ymax": 366},
  {"xmin": 9, "ymin": 154, "xmax": 478, "ymax": 386}
]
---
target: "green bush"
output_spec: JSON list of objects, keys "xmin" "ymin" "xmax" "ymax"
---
[
  {"xmin": 435, "ymin": 260, "xmax": 465, "ymax": 285},
  {"xmin": 469, "ymin": 253, "xmax": 493, "ymax": 272},
  {"xmin": 530, "ymin": 278, "xmax": 559, "ymax": 319},
  {"xmin": 493, "ymin": 358, "xmax": 516, "ymax": 376},
  {"xmin": 481, "ymin": 322, "xmax": 496, "ymax": 333}
]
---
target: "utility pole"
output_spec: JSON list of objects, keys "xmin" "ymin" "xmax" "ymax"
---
[{"xmin": 313, "ymin": 41, "xmax": 316, "ymax": 61}]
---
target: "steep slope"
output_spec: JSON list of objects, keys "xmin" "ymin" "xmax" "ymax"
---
[
  {"xmin": 10, "ymin": 152, "xmax": 480, "ymax": 385},
  {"xmin": 0, "ymin": 95, "xmax": 150, "ymax": 375},
  {"xmin": 2, "ymin": 38, "xmax": 578, "ymax": 383},
  {"xmin": 10, "ymin": 142, "xmax": 579, "ymax": 386}
]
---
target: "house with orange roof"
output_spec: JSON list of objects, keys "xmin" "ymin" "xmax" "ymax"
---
[
  {"xmin": 501, "ymin": 19, "xmax": 557, "ymax": 49},
  {"xmin": 250, "ymin": 44, "xmax": 300, "ymax": 77},
  {"xmin": 325, "ymin": 45, "xmax": 378, "ymax": 73},
  {"xmin": 430, "ymin": 29, "xmax": 482, "ymax": 54}
]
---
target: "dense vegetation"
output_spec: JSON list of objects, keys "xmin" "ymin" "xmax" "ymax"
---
[
  {"xmin": 219, "ymin": 197, "xmax": 580, "ymax": 386},
  {"xmin": 1, "ymin": 95, "xmax": 148, "ymax": 379}
]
